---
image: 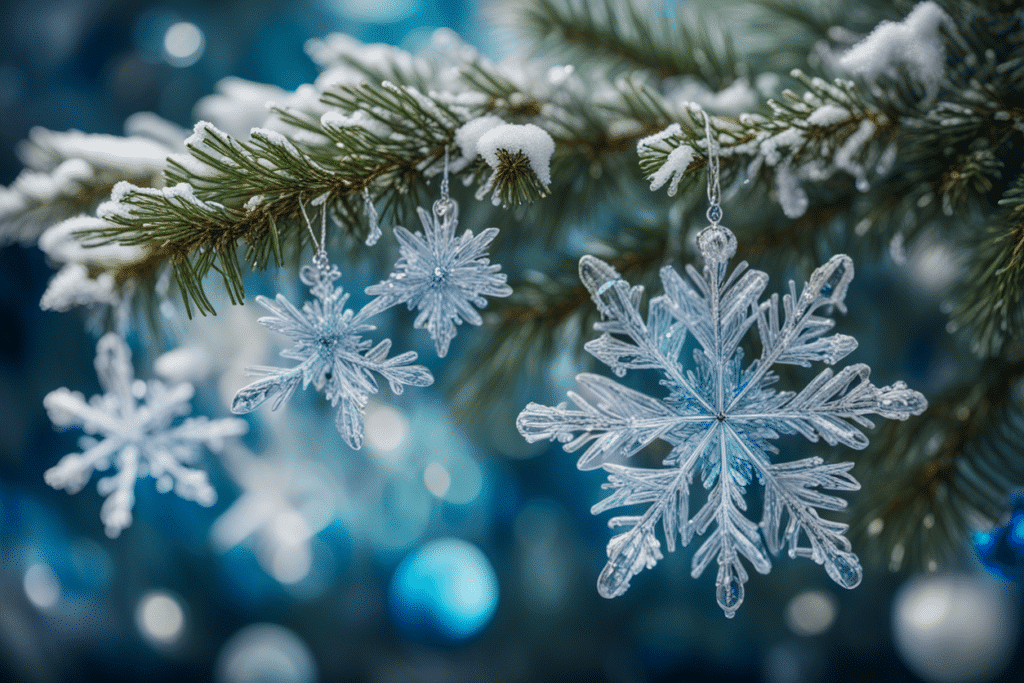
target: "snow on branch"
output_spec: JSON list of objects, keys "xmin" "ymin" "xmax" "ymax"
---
[
  {"xmin": 838, "ymin": 1, "xmax": 954, "ymax": 105},
  {"xmin": 0, "ymin": 125, "xmax": 178, "ymax": 247},
  {"xmin": 636, "ymin": 75, "xmax": 893, "ymax": 218}
]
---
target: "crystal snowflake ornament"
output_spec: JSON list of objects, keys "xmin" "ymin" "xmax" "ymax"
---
[
  {"xmin": 517, "ymin": 114, "xmax": 927, "ymax": 616},
  {"xmin": 231, "ymin": 205, "xmax": 433, "ymax": 449},
  {"xmin": 363, "ymin": 148, "xmax": 512, "ymax": 357},
  {"xmin": 44, "ymin": 333, "xmax": 248, "ymax": 538}
]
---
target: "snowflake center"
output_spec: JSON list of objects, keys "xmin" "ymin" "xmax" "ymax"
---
[
  {"xmin": 431, "ymin": 266, "xmax": 448, "ymax": 284},
  {"xmin": 716, "ymin": 413, "xmax": 727, "ymax": 422}
]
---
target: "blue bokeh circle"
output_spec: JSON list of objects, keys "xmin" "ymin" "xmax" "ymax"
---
[{"xmin": 388, "ymin": 537, "xmax": 499, "ymax": 641}]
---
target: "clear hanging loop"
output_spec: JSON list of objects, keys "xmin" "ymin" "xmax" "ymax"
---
[
  {"xmin": 704, "ymin": 110, "xmax": 722, "ymax": 227},
  {"xmin": 299, "ymin": 198, "xmax": 330, "ymax": 273},
  {"xmin": 433, "ymin": 145, "xmax": 454, "ymax": 218}
]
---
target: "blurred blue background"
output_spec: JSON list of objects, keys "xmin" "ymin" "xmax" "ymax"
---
[{"xmin": 0, "ymin": 1, "xmax": 1022, "ymax": 682}]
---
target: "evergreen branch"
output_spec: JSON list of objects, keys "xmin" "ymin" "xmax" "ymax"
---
[
  {"xmin": 89, "ymin": 79, "xmax": 547, "ymax": 316},
  {"xmin": 87, "ymin": 43, "xmax": 692, "ymax": 319},
  {"xmin": 852, "ymin": 357, "xmax": 1024, "ymax": 572},
  {"xmin": 949, "ymin": 175, "xmax": 1024, "ymax": 356},
  {"xmin": 752, "ymin": 0, "xmax": 835, "ymax": 39},
  {"xmin": 0, "ymin": 182, "xmax": 113, "ymax": 247},
  {"xmin": 0, "ymin": 127, "xmax": 170, "ymax": 247},
  {"xmin": 505, "ymin": 0, "xmax": 736, "ymax": 83},
  {"xmin": 637, "ymin": 72, "xmax": 894, "ymax": 213}
]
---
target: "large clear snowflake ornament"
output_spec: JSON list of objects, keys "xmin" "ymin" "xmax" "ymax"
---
[
  {"xmin": 231, "ymin": 256, "xmax": 434, "ymax": 450},
  {"xmin": 44, "ymin": 333, "xmax": 248, "ymax": 538},
  {"xmin": 516, "ymin": 227, "xmax": 927, "ymax": 616},
  {"xmin": 363, "ymin": 197, "xmax": 512, "ymax": 358}
]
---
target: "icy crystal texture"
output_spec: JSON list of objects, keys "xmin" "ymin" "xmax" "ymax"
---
[
  {"xmin": 516, "ymin": 228, "xmax": 927, "ymax": 616},
  {"xmin": 44, "ymin": 333, "xmax": 248, "ymax": 538},
  {"xmin": 363, "ymin": 200, "xmax": 512, "ymax": 358},
  {"xmin": 231, "ymin": 259, "xmax": 434, "ymax": 449}
]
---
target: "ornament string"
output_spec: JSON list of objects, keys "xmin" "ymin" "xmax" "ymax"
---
[
  {"xmin": 297, "ymin": 198, "xmax": 339, "ymax": 299},
  {"xmin": 703, "ymin": 110, "xmax": 723, "ymax": 229},
  {"xmin": 299, "ymin": 198, "xmax": 330, "ymax": 274}
]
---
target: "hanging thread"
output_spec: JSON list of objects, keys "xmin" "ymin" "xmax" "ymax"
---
[
  {"xmin": 704, "ymin": 110, "xmax": 723, "ymax": 228},
  {"xmin": 299, "ymin": 198, "xmax": 330, "ymax": 274}
]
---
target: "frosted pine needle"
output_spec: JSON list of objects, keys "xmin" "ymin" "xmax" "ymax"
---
[
  {"xmin": 363, "ymin": 199, "xmax": 512, "ymax": 358},
  {"xmin": 44, "ymin": 333, "xmax": 248, "ymax": 538},
  {"xmin": 517, "ymin": 227, "xmax": 927, "ymax": 617},
  {"xmin": 231, "ymin": 256, "xmax": 434, "ymax": 449}
]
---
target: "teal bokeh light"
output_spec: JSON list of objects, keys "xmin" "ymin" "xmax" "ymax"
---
[{"xmin": 388, "ymin": 537, "xmax": 499, "ymax": 641}]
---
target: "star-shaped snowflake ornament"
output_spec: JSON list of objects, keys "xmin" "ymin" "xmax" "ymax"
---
[
  {"xmin": 231, "ymin": 258, "xmax": 433, "ymax": 449},
  {"xmin": 363, "ymin": 199, "xmax": 512, "ymax": 358},
  {"xmin": 517, "ymin": 228, "xmax": 927, "ymax": 616},
  {"xmin": 44, "ymin": 333, "xmax": 248, "ymax": 538}
]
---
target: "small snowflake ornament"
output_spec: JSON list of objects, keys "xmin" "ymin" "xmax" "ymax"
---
[
  {"xmin": 44, "ymin": 333, "xmax": 248, "ymax": 538},
  {"xmin": 231, "ymin": 208, "xmax": 433, "ymax": 450},
  {"xmin": 517, "ymin": 226, "xmax": 927, "ymax": 616},
  {"xmin": 363, "ymin": 148, "xmax": 512, "ymax": 358}
]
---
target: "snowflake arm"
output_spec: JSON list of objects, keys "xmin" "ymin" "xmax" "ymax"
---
[
  {"xmin": 363, "ymin": 201, "xmax": 512, "ymax": 357},
  {"xmin": 231, "ymin": 262, "xmax": 433, "ymax": 449},
  {"xmin": 44, "ymin": 333, "xmax": 248, "ymax": 538},
  {"xmin": 517, "ymin": 227, "xmax": 928, "ymax": 616},
  {"xmin": 738, "ymin": 364, "xmax": 929, "ymax": 449},
  {"xmin": 754, "ymin": 450, "xmax": 863, "ymax": 589},
  {"xmin": 688, "ymin": 429, "xmax": 773, "ymax": 617},
  {"xmin": 518, "ymin": 373, "xmax": 709, "ymax": 470}
]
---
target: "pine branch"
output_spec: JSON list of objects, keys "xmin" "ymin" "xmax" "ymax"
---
[
  {"xmin": 637, "ymin": 71, "xmax": 896, "ymax": 219},
  {"xmin": 0, "ymin": 127, "xmax": 169, "ymax": 246},
  {"xmin": 950, "ymin": 176, "xmax": 1024, "ymax": 356},
  {"xmin": 504, "ymin": 0, "xmax": 737, "ymax": 84},
  {"xmin": 87, "ymin": 39, "xmax": 693, "ymax": 318},
  {"xmin": 852, "ymin": 357, "xmax": 1024, "ymax": 572},
  {"xmin": 92, "ymin": 86, "xmax": 478, "ymax": 316}
]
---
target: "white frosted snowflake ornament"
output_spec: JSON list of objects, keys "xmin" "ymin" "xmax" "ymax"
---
[
  {"xmin": 44, "ymin": 333, "xmax": 248, "ymax": 538},
  {"xmin": 364, "ymin": 148, "xmax": 512, "ymax": 357},
  {"xmin": 516, "ymin": 114, "xmax": 927, "ymax": 617},
  {"xmin": 231, "ymin": 204, "xmax": 433, "ymax": 449}
]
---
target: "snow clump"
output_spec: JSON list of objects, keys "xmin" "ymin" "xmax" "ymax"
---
[
  {"xmin": 839, "ymin": 1, "xmax": 954, "ymax": 103},
  {"xmin": 477, "ymin": 123, "xmax": 554, "ymax": 188}
]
